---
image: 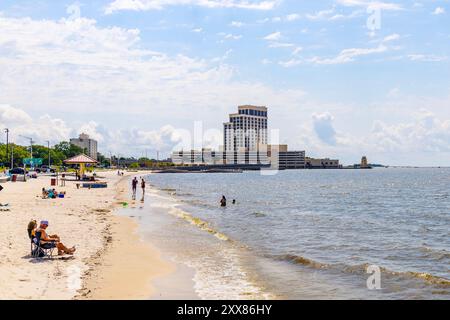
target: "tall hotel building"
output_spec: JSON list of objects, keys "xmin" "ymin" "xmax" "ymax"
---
[
  {"xmin": 70, "ymin": 133, "xmax": 98, "ymax": 160},
  {"xmin": 224, "ymin": 105, "xmax": 268, "ymax": 152}
]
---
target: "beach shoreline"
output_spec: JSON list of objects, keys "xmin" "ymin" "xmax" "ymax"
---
[
  {"xmin": 78, "ymin": 172, "xmax": 181, "ymax": 300},
  {"xmin": 0, "ymin": 170, "xmax": 182, "ymax": 300}
]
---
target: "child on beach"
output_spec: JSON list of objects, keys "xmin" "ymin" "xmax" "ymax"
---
[{"xmin": 42, "ymin": 188, "xmax": 48, "ymax": 199}]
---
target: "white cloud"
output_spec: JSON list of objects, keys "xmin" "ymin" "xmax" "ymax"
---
[
  {"xmin": 294, "ymin": 107, "xmax": 450, "ymax": 166},
  {"xmin": 78, "ymin": 121, "xmax": 105, "ymax": 143},
  {"xmin": 279, "ymin": 58, "xmax": 302, "ymax": 68},
  {"xmin": 383, "ymin": 33, "xmax": 400, "ymax": 42},
  {"xmin": 432, "ymin": 7, "xmax": 445, "ymax": 15},
  {"xmin": 218, "ymin": 32, "xmax": 243, "ymax": 40},
  {"xmin": 407, "ymin": 54, "xmax": 447, "ymax": 62},
  {"xmin": 309, "ymin": 45, "xmax": 388, "ymax": 65},
  {"xmin": 292, "ymin": 47, "xmax": 303, "ymax": 56},
  {"xmin": 224, "ymin": 33, "xmax": 243, "ymax": 40},
  {"xmin": 312, "ymin": 112, "xmax": 337, "ymax": 145},
  {"xmin": 0, "ymin": 104, "xmax": 186, "ymax": 155},
  {"xmin": 281, "ymin": 37, "xmax": 396, "ymax": 67},
  {"xmin": 0, "ymin": 104, "xmax": 72, "ymax": 146},
  {"xmin": 370, "ymin": 109, "xmax": 450, "ymax": 153},
  {"xmin": 0, "ymin": 15, "xmax": 308, "ymax": 155},
  {"xmin": 306, "ymin": 8, "xmax": 335, "ymax": 20},
  {"xmin": 268, "ymin": 42, "xmax": 294, "ymax": 48},
  {"xmin": 286, "ymin": 13, "xmax": 301, "ymax": 21},
  {"xmin": 263, "ymin": 31, "xmax": 282, "ymax": 41},
  {"xmin": 192, "ymin": 27, "xmax": 203, "ymax": 32},
  {"xmin": 229, "ymin": 21, "xmax": 245, "ymax": 27},
  {"xmin": 105, "ymin": 0, "xmax": 279, "ymax": 14}
]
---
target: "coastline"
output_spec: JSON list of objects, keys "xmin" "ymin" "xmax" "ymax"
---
[
  {"xmin": 0, "ymin": 170, "xmax": 180, "ymax": 300},
  {"xmin": 78, "ymin": 172, "xmax": 177, "ymax": 300}
]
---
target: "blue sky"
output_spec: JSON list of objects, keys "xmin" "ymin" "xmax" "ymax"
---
[{"xmin": 0, "ymin": 0, "xmax": 449, "ymax": 165}]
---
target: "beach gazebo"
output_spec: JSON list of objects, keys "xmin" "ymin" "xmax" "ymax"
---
[{"xmin": 64, "ymin": 154, "xmax": 98, "ymax": 177}]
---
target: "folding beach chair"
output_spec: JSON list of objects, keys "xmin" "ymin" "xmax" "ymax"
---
[{"xmin": 29, "ymin": 230, "xmax": 56, "ymax": 259}]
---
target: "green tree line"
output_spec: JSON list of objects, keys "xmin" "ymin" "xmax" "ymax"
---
[{"xmin": 0, "ymin": 141, "xmax": 85, "ymax": 168}]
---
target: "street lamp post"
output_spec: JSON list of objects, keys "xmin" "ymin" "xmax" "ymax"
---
[
  {"xmin": 19, "ymin": 135, "xmax": 34, "ymax": 169},
  {"xmin": 46, "ymin": 140, "xmax": 51, "ymax": 167},
  {"xmin": 4, "ymin": 129, "xmax": 9, "ymax": 168},
  {"xmin": 11, "ymin": 144, "xmax": 14, "ymax": 168},
  {"xmin": 109, "ymin": 151, "xmax": 113, "ymax": 168}
]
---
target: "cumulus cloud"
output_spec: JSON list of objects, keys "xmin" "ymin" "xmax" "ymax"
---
[
  {"xmin": 0, "ymin": 104, "xmax": 72, "ymax": 145},
  {"xmin": 295, "ymin": 107, "xmax": 450, "ymax": 166},
  {"xmin": 312, "ymin": 112, "xmax": 337, "ymax": 145},
  {"xmin": 370, "ymin": 110, "xmax": 450, "ymax": 153},
  {"xmin": 0, "ymin": 14, "xmax": 308, "ymax": 156},
  {"xmin": 0, "ymin": 104, "xmax": 185, "ymax": 156},
  {"xmin": 432, "ymin": 7, "xmax": 445, "ymax": 15}
]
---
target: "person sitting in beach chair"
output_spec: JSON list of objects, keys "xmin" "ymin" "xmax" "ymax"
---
[
  {"xmin": 33, "ymin": 220, "xmax": 76, "ymax": 256},
  {"xmin": 28, "ymin": 219, "xmax": 50, "ymax": 258}
]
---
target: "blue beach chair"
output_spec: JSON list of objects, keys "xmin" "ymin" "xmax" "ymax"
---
[{"xmin": 29, "ymin": 229, "xmax": 56, "ymax": 259}]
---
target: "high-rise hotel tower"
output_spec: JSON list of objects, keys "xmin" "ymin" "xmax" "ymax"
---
[{"xmin": 223, "ymin": 105, "xmax": 268, "ymax": 152}]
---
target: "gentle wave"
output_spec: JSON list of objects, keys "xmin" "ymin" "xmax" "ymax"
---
[
  {"xmin": 274, "ymin": 254, "xmax": 450, "ymax": 287},
  {"xmin": 168, "ymin": 206, "xmax": 230, "ymax": 242}
]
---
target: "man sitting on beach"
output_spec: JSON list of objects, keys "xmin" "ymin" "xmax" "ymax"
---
[{"xmin": 35, "ymin": 220, "xmax": 76, "ymax": 255}]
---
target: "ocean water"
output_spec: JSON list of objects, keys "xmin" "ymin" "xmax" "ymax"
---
[{"xmin": 125, "ymin": 168, "xmax": 450, "ymax": 299}]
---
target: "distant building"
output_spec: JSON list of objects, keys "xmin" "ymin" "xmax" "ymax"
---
[
  {"xmin": 171, "ymin": 105, "xmax": 308, "ymax": 170},
  {"xmin": 224, "ymin": 105, "xmax": 268, "ymax": 152},
  {"xmin": 305, "ymin": 157, "xmax": 340, "ymax": 169},
  {"xmin": 70, "ymin": 133, "xmax": 98, "ymax": 160},
  {"xmin": 361, "ymin": 156, "xmax": 369, "ymax": 168},
  {"xmin": 278, "ymin": 151, "xmax": 306, "ymax": 169},
  {"xmin": 171, "ymin": 145, "xmax": 306, "ymax": 170}
]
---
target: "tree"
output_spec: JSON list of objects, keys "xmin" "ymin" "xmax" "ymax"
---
[
  {"xmin": 54, "ymin": 141, "xmax": 85, "ymax": 158},
  {"xmin": 129, "ymin": 162, "xmax": 140, "ymax": 169},
  {"xmin": 0, "ymin": 143, "xmax": 29, "ymax": 168}
]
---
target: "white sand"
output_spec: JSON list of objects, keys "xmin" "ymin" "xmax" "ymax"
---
[{"xmin": 0, "ymin": 170, "xmax": 175, "ymax": 300}]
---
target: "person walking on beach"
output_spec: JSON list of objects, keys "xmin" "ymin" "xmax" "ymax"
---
[
  {"xmin": 220, "ymin": 195, "xmax": 227, "ymax": 207},
  {"xmin": 131, "ymin": 177, "xmax": 138, "ymax": 199}
]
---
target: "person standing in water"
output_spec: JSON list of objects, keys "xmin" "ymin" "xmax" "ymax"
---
[
  {"xmin": 220, "ymin": 195, "xmax": 227, "ymax": 207},
  {"xmin": 141, "ymin": 178, "xmax": 146, "ymax": 202},
  {"xmin": 131, "ymin": 177, "xmax": 138, "ymax": 199}
]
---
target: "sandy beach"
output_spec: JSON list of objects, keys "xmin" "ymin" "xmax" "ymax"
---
[{"xmin": 0, "ymin": 170, "xmax": 175, "ymax": 300}]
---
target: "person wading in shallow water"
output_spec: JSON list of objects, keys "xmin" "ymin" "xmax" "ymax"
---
[
  {"xmin": 220, "ymin": 195, "xmax": 227, "ymax": 207},
  {"xmin": 140, "ymin": 178, "xmax": 146, "ymax": 202},
  {"xmin": 131, "ymin": 177, "xmax": 138, "ymax": 199}
]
